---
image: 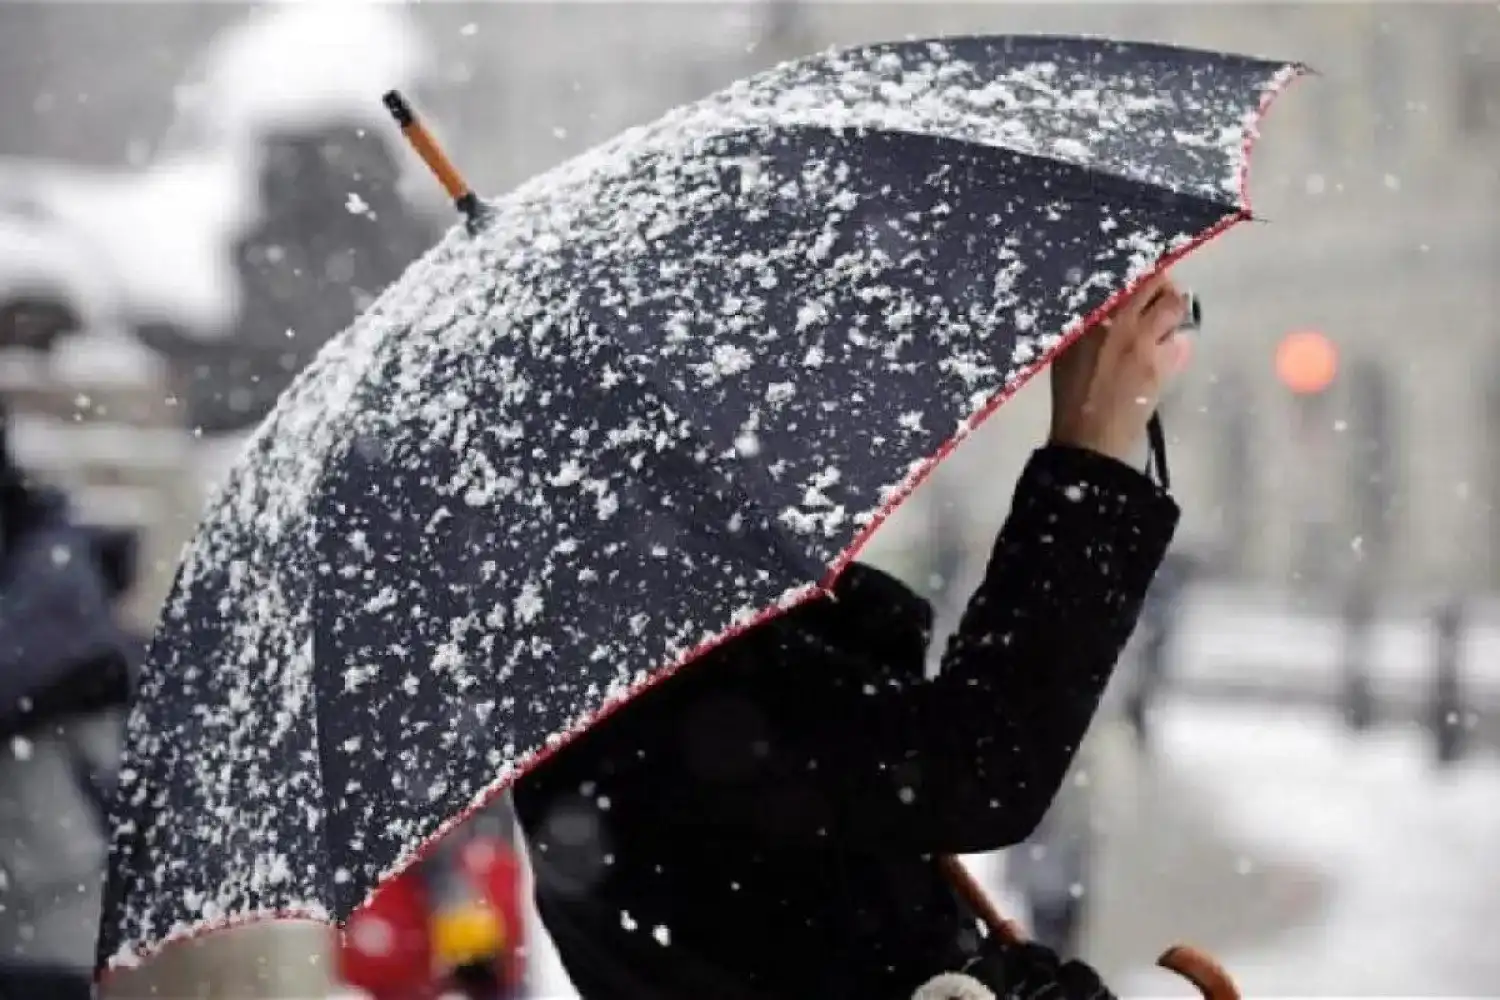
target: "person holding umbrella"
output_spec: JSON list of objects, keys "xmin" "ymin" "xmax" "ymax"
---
[{"xmin": 514, "ymin": 274, "xmax": 1190, "ymax": 1000}]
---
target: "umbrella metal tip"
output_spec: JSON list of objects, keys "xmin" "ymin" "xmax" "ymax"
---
[{"xmin": 382, "ymin": 90, "xmax": 414, "ymax": 126}]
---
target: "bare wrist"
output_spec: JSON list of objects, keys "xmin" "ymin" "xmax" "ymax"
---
[{"xmin": 1046, "ymin": 426, "xmax": 1138, "ymax": 466}]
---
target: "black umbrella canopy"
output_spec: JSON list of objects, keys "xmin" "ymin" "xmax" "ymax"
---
[{"xmin": 100, "ymin": 34, "xmax": 1304, "ymax": 973}]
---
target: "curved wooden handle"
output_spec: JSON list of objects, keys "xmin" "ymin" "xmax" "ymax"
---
[
  {"xmin": 1158, "ymin": 944, "xmax": 1241, "ymax": 1000},
  {"xmin": 939, "ymin": 854, "xmax": 1239, "ymax": 1000},
  {"xmin": 937, "ymin": 855, "xmax": 1026, "ymax": 944}
]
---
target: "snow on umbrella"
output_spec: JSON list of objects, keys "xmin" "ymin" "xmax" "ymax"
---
[{"xmin": 98, "ymin": 34, "xmax": 1305, "ymax": 974}]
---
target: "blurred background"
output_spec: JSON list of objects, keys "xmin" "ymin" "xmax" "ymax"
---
[{"xmin": 0, "ymin": 1, "xmax": 1496, "ymax": 998}]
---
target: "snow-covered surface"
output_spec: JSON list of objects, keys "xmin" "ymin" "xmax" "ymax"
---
[
  {"xmin": 28, "ymin": 152, "xmax": 255, "ymax": 337},
  {"xmin": 0, "ymin": 201, "xmax": 121, "ymax": 329},
  {"xmin": 167, "ymin": 1, "xmax": 431, "ymax": 155},
  {"xmin": 1171, "ymin": 586, "xmax": 1500, "ymax": 708},
  {"xmin": 101, "ymin": 36, "xmax": 1300, "ymax": 972},
  {"xmin": 1112, "ymin": 703, "xmax": 1500, "ymax": 997}
]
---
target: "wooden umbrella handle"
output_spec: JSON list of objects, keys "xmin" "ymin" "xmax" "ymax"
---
[
  {"xmin": 383, "ymin": 90, "xmax": 469, "ymax": 202},
  {"xmin": 938, "ymin": 855, "xmax": 1240, "ymax": 1000},
  {"xmin": 1158, "ymin": 945, "xmax": 1241, "ymax": 1000},
  {"xmin": 383, "ymin": 89, "xmax": 487, "ymax": 233},
  {"xmin": 938, "ymin": 855, "xmax": 1026, "ymax": 944}
]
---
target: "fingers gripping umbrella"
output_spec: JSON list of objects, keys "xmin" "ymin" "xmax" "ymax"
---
[{"xmin": 98, "ymin": 34, "xmax": 1304, "ymax": 976}]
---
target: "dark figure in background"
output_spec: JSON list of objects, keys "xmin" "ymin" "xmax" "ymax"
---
[
  {"xmin": 1006, "ymin": 793, "xmax": 1093, "ymax": 958},
  {"xmin": 1123, "ymin": 550, "xmax": 1197, "ymax": 751},
  {"xmin": 515, "ymin": 276, "xmax": 1190, "ymax": 1000},
  {"xmin": 1339, "ymin": 359, "xmax": 1397, "ymax": 735},
  {"xmin": 1430, "ymin": 598, "xmax": 1467, "ymax": 767},
  {"xmin": 1338, "ymin": 580, "xmax": 1378, "ymax": 732},
  {"xmin": 0, "ymin": 403, "xmax": 142, "ymax": 1000},
  {"xmin": 184, "ymin": 121, "xmax": 436, "ymax": 434},
  {"xmin": 1210, "ymin": 370, "xmax": 1254, "ymax": 577}
]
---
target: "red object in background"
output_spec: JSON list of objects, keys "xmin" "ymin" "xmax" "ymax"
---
[
  {"xmin": 457, "ymin": 835, "xmax": 527, "ymax": 991},
  {"xmin": 338, "ymin": 867, "xmax": 435, "ymax": 1000},
  {"xmin": 336, "ymin": 833, "xmax": 526, "ymax": 1000}
]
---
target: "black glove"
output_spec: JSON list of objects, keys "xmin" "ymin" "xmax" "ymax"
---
[{"xmin": 957, "ymin": 938, "xmax": 1117, "ymax": 1000}]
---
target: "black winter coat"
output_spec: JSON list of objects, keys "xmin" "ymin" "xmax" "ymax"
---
[{"xmin": 514, "ymin": 446, "xmax": 1179, "ymax": 1000}]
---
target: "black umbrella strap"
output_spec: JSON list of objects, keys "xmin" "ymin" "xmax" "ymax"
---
[{"xmin": 1145, "ymin": 412, "xmax": 1170, "ymax": 492}]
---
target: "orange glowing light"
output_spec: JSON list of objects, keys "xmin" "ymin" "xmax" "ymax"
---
[{"xmin": 1275, "ymin": 330, "xmax": 1339, "ymax": 395}]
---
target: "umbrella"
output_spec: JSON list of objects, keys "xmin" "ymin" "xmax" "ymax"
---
[{"xmin": 98, "ymin": 34, "xmax": 1305, "ymax": 975}]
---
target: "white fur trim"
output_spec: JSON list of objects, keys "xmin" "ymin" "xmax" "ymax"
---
[{"xmin": 911, "ymin": 972, "xmax": 997, "ymax": 1000}]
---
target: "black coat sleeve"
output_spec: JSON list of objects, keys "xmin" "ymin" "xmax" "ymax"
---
[
  {"xmin": 651, "ymin": 445, "xmax": 1179, "ymax": 855},
  {"xmin": 909, "ymin": 444, "xmax": 1179, "ymax": 851}
]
